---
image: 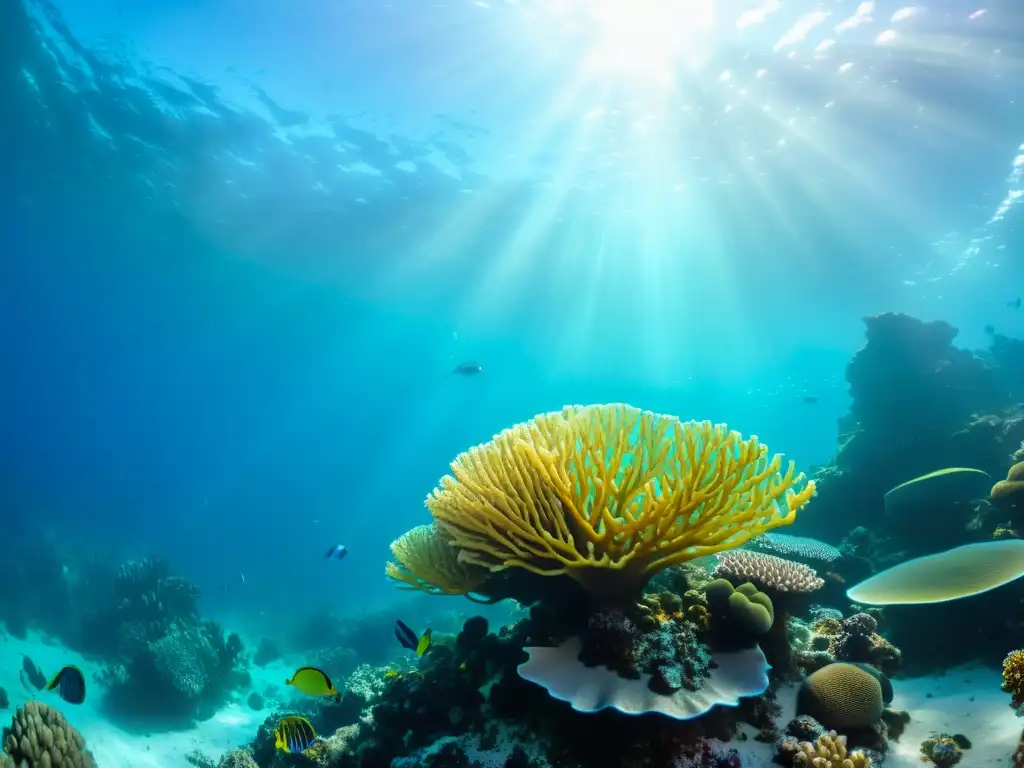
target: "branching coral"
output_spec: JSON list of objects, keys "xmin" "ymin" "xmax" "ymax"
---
[
  {"xmin": 423, "ymin": 404, "xmax": 815, "ymax": 599},
  {"xmin": 384, "ymin": 524, "xmax": 489, "ymax": 597},
  {"xmin": 793, "ymin": 731, "xmax": 872, "ymax": 767}
]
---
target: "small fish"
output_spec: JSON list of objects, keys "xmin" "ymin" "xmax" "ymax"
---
[
  {"xmin": 324, "ymin": 544, "xmax": 348, "ymax": 561},
  {"xmin": 452, "ymin": 361, "xmax": 483, "ymax": 376},
  {"xmin": 394, "ymin": 620, "xmax": 432, "ymax": 655},
  {"xmin": 984, "ymin": 324, "xmax": 995, "ymax": 335},
  {"xmin": 1009, "ymin": 298, "xmax": 1021, "ymax": 309},
  {"xmin": 274, "ymin": 715, "xmax": 317, "ymax": 754},
  {"xmin": 46, "ymin": 665, "xmax": 86, "ymax": 705},
  {"xmin": 21, "ymin": 656, "xmax": 46, "ymax": 691},
  {"xmin": 801, "ymin": 396, "xmax": 819, "ymax": 405},
  {"xmin": 383, "ymin": 669, "xmax": 401, "ymax": 680},
  {"xmin": 285, "ymin": 667, "xmax": 339, "ymax": 697},
  {"xmin": 240, "ymin": 572, "xmax": 245, "ymax": 584}
]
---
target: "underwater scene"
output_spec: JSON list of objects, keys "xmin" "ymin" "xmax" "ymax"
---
[{"xmin": 3, "ymin": 0, "xmax": 1024, "ymax": 766}]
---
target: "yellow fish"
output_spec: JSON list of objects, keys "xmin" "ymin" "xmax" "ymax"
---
[
  {"xmin": 274, "ymin": 715, "xmax": 316, "ymax": 754},
  {"xmin": 415, "ymin": 628, "xmax": 432, "ymax": 656},
  {"xmin": 383, "ymin": 669, "xmax": 401, "ymax": 680},
  {"xmin": 285, "ymin": 667, "xmax": 339, "ymax": 697}
]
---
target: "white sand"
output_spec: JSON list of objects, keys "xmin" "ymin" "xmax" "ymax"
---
[
  {"xmin": 886, "ymin": 665, "xmax": 1022, "ymax": 767},
  {"xmin": 2, "ymin": 629, "xmax": 1021, "ymax": 766}
]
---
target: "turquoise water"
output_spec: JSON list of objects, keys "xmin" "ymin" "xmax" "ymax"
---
[{"xmin": 2, "ymin": 0, "xmax": 1024, "ymax": 765}]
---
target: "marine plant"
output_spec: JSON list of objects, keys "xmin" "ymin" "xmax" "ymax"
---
[{"xmin": 391, "ymin": 403, "xmax": 815, "ymax": 604}]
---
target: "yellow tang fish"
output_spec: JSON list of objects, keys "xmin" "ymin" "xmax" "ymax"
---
[
  {"xmin": 274, "ymin": 715, "xmax": 316, "ymax": 754},
  {"xmin": 285, "ymin": 667, "xmax": 339, "ymax": 697}
]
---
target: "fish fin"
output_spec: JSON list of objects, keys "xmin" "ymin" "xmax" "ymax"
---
[
  {"xmin": 45, "ymin": 672, "xmax": 59, "ymax": 691},
  {"xmin": 416, "ymin": 631, "xmax": 432, "ymax": 656}
]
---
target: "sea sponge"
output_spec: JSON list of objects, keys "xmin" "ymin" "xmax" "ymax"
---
[
  {"xmin": 423, "ymin": 404, "xmax": 815, "ymax": 598},
  {"xmin": 796, "ymin": 662, "xmax": 884, "ymax": 730},
  {"xmin": 846, "ymin": 539, "xmax": 1024, "ymax": 604},
  {"xmin": 385, "ymin": 523, "xmax": 489, "ymax": 597},
  {"xmin": 1003, "ymin": 649, "xmax": 1024, "ymax": 708},
  {"xmin": 793, "ymin": 730, "xmax": 872, "ymax": 767},
  {"xmin": 992, "ymin": 462, "xmax": 1024, "ymax": 503},
  {"xmin": 714, "ymin": 550, "xmax": 824, "ymax": 593},
  {"xmin": 2, "ymin": 701, "xmax": 96, "ymax": 768}
]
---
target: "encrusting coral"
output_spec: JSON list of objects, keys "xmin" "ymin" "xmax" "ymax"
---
[
  {"xmin": 1, "ymin": 701, "xmax": 96, "ymax": 768},
  {"xmin": 793, "ymin": 730, "xmax": 872, "ymax": 767},
  {"xmin": 1003, "ymin": 649, "xmax": 1024, "ymax": 708},
  {"xmin": 419, "ymin": 403, "xmax": 816, "ymax": 600},
  {"xmin": 385, "ymin": 523, "xmax": 489, "ymax": 597}
]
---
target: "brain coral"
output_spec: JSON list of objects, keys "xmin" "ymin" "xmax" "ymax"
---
[
  {"xmin": 2, "ymin": 701, "xmax": 96, "ymax": 768},
  {"xmin": 421, "ymin": 404, "xmax": 815, "ymax": 599},
  {"xmin": 796, "ymin": 662, "xmax": 884, "ymax": 730},
  {"xmin": 714, "ymin": 550, "xmax": 824, "ymax": 593}
]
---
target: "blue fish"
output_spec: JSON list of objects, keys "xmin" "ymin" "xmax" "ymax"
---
[
  {"xmin": 394, "ymin": 620, "xmax": 432, "ymax": 655},
  {"xmin": 452, "ymin": 361, "xmax": 482, "ymax": 376},
  {"xmin": 47, "ymin": 665, "xmax": 86, "ymax": 705},
  {"xmin": 324, "ymin": 544, "xmax": 347, "ymax": 561}
]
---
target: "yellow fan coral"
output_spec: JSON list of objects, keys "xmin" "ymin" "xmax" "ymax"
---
[
  {"xmin": 425, "ymin": 404, "xmax": 815, "ymax": 598},
  {"xmin": 385, "ymin": 523, "xmax": 489, "ymax": 597},
  {"xmin": 794, "ymin": 731, "xmax": 872, "ymax": 767}
]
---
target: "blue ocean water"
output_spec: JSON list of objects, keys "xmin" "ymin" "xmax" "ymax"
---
[{"xmin": 3, "ymin": 0, "xmax": 1024, "ymax": 765}]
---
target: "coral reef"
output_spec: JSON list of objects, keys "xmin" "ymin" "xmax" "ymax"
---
[
  {"xmin": 1, "ymin": 701, "xmax": 96, "ymax": 768},
  {"xmin": 100, "ymin": 617, "xmax": 250, "ymax": 725},
  {"xmin": 809, "ymin": 613, "xmax": 901, "ymax": 678}
]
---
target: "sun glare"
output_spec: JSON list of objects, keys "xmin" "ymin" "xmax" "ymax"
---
[{"xmin": 585, "ymin": 0, "xmax": 717, "ymax": 75}]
